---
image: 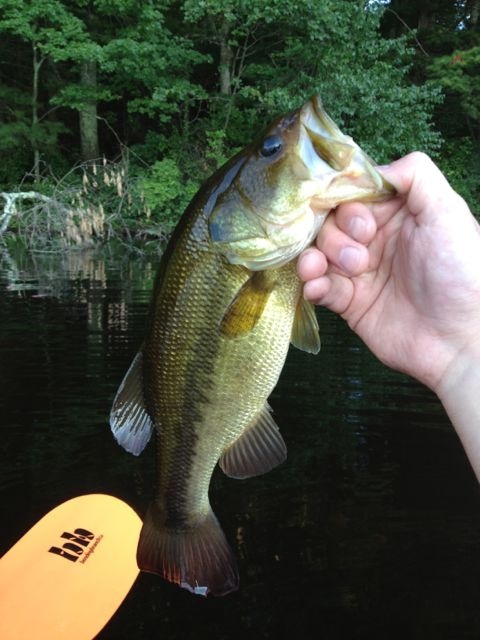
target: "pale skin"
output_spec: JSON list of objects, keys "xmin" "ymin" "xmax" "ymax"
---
[{"xmin": 297, "ymin": 152, "xmax": 480, "ymax": 481}]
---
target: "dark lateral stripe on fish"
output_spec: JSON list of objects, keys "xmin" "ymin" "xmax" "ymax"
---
[
  {"xmin": 146, "ymin": 244, "xmax": 228, "ymax": 525},
  {"xmin": 166, "ymin": 319, "xmax": 219, "ymax": 523}
]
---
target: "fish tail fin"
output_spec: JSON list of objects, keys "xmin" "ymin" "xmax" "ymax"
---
[{"xmin": 137, "ymin": 503, "xmax": 239, "ymax": 597}]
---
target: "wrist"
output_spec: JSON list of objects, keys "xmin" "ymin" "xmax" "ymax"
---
[
  {"xmin": 434, "ymin": 339, "xmax": 480, "ymax": 481},
  {"xmin": 435, "ymin": 339, "xmax": 480, "ymax": 401}
]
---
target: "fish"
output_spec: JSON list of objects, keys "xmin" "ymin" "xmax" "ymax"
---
[{"xmin": 109, "ymin": 95, "xmax": 394, "ymax": 597}]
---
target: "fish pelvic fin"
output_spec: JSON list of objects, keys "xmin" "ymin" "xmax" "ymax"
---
[
  {"xmin": 219, "ymin": 403, "xmax": 287, "ymax": 479},
  {"xmin": 220, "ymin": 271, "xmax": 277, "ymax": 337},
  {"xmin": 109, "ymin": 351, "xmax": 154, "ymax": 456},
  {"xmin": 291, "ymin": 297, "xmax": 320, "ymax": 354},
  {"xmin": 137, "ymin": 504, "xmax": 239, "ymax": 597}
]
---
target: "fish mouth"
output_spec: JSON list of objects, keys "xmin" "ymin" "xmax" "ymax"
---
[
  {"xmin": 208, "ymin": 96, "xmax": 395, "ymax": 271},
  {"xmin": 296, "ymin": 95, "xmax": 395, "ymax": 207},
  {"xmin": 241, "ymin": 97, "xmax": 396, "ymax": 268}
]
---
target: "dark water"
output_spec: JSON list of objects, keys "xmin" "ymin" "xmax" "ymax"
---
[{"xmin": 1, "ymin": 244, "xmax": 480, "ymax": 640}]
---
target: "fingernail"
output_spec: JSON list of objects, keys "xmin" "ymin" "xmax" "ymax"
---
[
  {"xmin": 339, "ymin": 246, "xmax": 362, "ymax": 273},
  {"xmin": 348, "ymin": 216, "xmax": 366, "ymax": 241}
]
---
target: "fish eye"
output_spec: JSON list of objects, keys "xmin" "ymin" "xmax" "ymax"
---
[{"xmin": 260, "ymin": 135, "xmax": 283, "ymax": 158}]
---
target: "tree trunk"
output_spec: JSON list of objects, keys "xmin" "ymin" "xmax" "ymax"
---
[
  {"xmin": 219, "ymin": 21, "xmax": 232, "ymax": 95},
  {"xmin": 32, "ymin": 43, "xmax": 43, "ymax": 182},
  {"xmin": 417, "ymin": 8, "xmax": 433, "ymax": 31},
  {"xmin": 79, "ymin": 60, "xmax": 99, "ymax": 161},
  {"xmin": 469, "ymin": 0, "xmax": 479, "ymax": 26}
]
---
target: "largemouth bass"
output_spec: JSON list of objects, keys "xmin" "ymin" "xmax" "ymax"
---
[{"xmin": 110, "ymin": 96, "xmax": 394, "ymax": 597}]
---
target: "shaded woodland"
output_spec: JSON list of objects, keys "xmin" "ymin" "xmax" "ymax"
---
[{"xmin": 0, "ymin": 0, "xmax": 478, "ymax": 247}]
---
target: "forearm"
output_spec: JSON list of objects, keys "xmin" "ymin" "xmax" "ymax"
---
[{"xmin": 436, "ymin": 346, "xmax": 480, "ymax": 482}]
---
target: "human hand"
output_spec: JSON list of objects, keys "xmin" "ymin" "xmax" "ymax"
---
[{"xmin": 297, "ymin": 152, "xmax": 480, "ymax": 395}]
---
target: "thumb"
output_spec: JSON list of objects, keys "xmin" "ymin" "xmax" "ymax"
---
[{"xmin": 378, "ymin": 152, "xmax": 462, "ymax": 221}]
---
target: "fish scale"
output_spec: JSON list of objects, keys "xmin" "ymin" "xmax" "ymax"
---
[
  {"xmin": 110, "ymin": 95, "xmax": 394, "ymax": 596},
  {"xmin": 146, "ymin": 215, "xmax": 299, "ymax": 521}
]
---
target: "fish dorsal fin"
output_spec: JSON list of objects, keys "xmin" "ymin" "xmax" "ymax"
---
[
  {"xmin": 110, "ymin": 351, "xmax": 154, "ymax": 456},
  {"xmin": 220, "ymin": 271, "xmax": 277, "ymax": 338},
  {"xmin": 219, "ymin": 404, "xmax": 287, "ymax": 479},
  {"xmin": 291, "ymin": 297, "xmax": 321, "ymax": 354}
]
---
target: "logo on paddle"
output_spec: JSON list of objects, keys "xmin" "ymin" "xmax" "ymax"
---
[{"xmin": 48, "ymin": 528, "xmax": 104, "ymax": 564}]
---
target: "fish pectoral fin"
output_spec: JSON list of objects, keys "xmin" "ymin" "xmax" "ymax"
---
[
  {"xmin": 109, "ymin": 350, "xmax": 154, "ymax": 456},
  {"xmin": 219, "ymin": 403, "xmax": 287, "ymax": 479},
  {"xmin": 219, "ymin": 271, "xmax": 276, "ymax": 337},
  {"xmin": 290, "ymin": 297, "xmax": 321, "ymax": 354}
]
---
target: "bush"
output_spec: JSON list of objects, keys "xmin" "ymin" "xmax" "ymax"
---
[
  {"xmin": 438, "ymin": 138, "xmax": 480, "ymax": 215},
  {"xmin": 136, "ymin": 158, "xmax": 199, "ymax": 234}
]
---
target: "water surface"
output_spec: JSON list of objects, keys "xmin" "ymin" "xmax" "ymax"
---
[{"xmin": 1, "ymin": 244, "xmax": 480, "ymax": 639}]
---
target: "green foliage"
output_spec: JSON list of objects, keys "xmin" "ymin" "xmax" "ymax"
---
[
  {"xmin": 0, "ymin": 0, "xmax": 93, "ymax": 173},
  {"xmin": 182, "ymin": 0, "xmax": 442, "ymax": 162},
  {"xmin": 137, "ymin": 159, "xmax": 199, "ymax": 233},
  {"xmin": 0, "ymin": 0, "xmax": 86, "ymax": 48},
  {"xmin": 96, "ymin": 2, "xmax": 209, "ymax": 127},
  {"xmin": 438, "ymin": 137, "xmax": 480, "ymax": 214},
  {"xmin": 0, "ymin": 84, "xmax": 32, "ymax": 186},
  {"xmin": 205, "ymin": 130, "xmax": 231, "ymax": 170},
  {"xmin": 378, "ymin": 0, "xmax": 480, "ymax": 211},
  {"xmin": 429, "ymin": 46, "xmax": 480, "ymax": 123},
  {"xmin": 0, "ymin": 83, "xmax": 67, "ymax": 187}
]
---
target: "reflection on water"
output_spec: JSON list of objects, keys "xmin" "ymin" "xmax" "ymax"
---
[{"xmin": 1, "ymin": 245, "xmax": 480, "ymax": 639}]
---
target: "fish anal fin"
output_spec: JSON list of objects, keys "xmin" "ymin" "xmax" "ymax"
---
[
  {"xmin": 137, "ymin": 504, "xmax": 239, "ymax": 597},
  {"xmin": 109, "ymin": 351, "xmax": 154, "ymax": 456},
  {"xmin": 219, "ymin": 404, "xmax": 287, "ymax": 479},
  {"xmin": 220, "ymin": 271, "xmax": 276, "ymax": 337},
  {"xmin": 291, "ymin": 297, "xmax": 321, "ymax": 354}
]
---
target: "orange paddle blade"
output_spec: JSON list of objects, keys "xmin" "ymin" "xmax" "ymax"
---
[{"xmin": 0, "ymin": 494, "xmax": 142, "ymax": 640}]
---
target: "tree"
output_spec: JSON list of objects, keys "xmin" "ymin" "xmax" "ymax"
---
[
  {"xmin": 181, "ymin": 0, "xmax": 442, "ymax": 163},
  {"xmin": 429, "ymin": 46, "xmax": 480, "ymax": 140},
  {"xmin": 0, "ymin": 0, "xmax": 450, "ymax": 219},
  {"xmin": 378, "ymin": 0, "xmax": 480, "ymax": 209},
  {"xmin": 0, "ymin": 0, "xmax": 90, "ymax": 177}
]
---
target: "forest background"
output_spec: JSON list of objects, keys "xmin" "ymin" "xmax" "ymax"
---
[{"xmin": 0, "ymin": 0, "xmax": 478, "ymax": 249}]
